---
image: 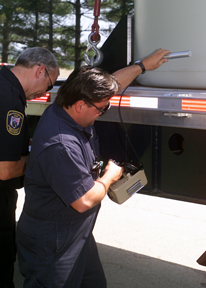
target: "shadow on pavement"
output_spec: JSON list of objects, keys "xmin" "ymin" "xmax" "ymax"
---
[
  {"xmin": 14, "ymin": 242, "xmax": 206, "ymax": 288},
  {"xmin": 98, "ymin": 243, "xmax": 206, "ymax": 288}
]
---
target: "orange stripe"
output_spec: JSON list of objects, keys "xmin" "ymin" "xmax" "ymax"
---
[
  {"xmin": 182, "ymin": 99, "xmax": 206, "ymax": 112},
  {"xmin": 110, "ymin": 96, "xmax": 130, "ymax": 107},
  {"xmin": 29, "ymin": 93, "xmax": 51, "ymax": 102}
]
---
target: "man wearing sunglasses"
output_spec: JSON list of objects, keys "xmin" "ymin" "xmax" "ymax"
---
[
  {"xmin": 17, "ymin": 48, "xmax": 170, "ymax": 288},
  {"xmin": 0, "ymin": 47, "xmax": 59, "ymax": 288}
]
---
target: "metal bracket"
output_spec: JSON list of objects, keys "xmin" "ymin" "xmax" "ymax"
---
[{"xmin": 163, "ymin": 112, "xmax": 191, "ymax": 118}]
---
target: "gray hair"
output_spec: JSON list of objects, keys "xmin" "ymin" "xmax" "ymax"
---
[{"xmin": 15, "ymin": 47, "xmax": 59, "ymax": 73}]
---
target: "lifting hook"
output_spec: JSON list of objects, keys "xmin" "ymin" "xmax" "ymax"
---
[{"xmin": 84, "ymin": 32, "xmax": 104, "ymax": 67}]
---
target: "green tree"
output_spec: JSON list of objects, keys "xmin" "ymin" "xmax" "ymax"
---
[
  {"xmin": 0, "ymin": 0, "xmax": 74, "ymax": 65},
  {"xmin": 21, "ymin": 0, "xmax": 74, "ymax": 67},
  {"xmin": 0, "ymin": 0, "xmax": 27, "ymax": 62},
  {"xmin": 102, "ymin": 0, "xmax": 134, "ymax": 22},
  {"xmin": 0, "ymin": 0, "xmax": 134, "ymax": 67},
  {"xmin": 64, "ymin": 0, "xmax": 89, "ymax": 69}
]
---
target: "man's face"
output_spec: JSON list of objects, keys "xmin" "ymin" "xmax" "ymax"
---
[
  {"xmin": 27, "ymin": 66, "xmax": 59, "ymax": 100},
  {"xmin": 82, "ymin": 99, "xmax": 111, "ymax": 127}
]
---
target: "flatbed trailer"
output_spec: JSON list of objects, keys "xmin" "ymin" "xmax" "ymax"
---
[{"xmin": 26, "ymin": 2, "xmax": 206, "ymax": 203}]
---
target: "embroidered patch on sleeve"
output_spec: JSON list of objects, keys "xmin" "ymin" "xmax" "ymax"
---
[{"xmin": 6, "ymin": 110, "xmax": 24, "ymax": 135}]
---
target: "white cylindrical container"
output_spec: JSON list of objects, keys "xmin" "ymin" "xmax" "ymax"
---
[{"xmin": 134, "ymin": 0, "xmax": 206, "ymax": 89}]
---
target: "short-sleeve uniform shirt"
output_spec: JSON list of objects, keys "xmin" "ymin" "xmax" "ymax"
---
[
  {"xmin": 23, "ymin": 101, "xmax": 100, "ymax": 217},
  {"xmin": 0, "ymin": 66, "xmax": 30, "ymax": 190}
]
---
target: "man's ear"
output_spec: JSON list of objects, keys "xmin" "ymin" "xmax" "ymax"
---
[
  {"xmin": 36, "ymin": 65, "xmax": 45, "ymax": 79},
  {"xmin": 75, "ymin": 100, "xmax": 85, "ymax": 113}
]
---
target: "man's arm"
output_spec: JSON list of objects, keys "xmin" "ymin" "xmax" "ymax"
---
[
  {"xmin": 113, "ymin": 48, "xmax": 171, "ymax": 92},
  {"xmin": 71, "ymin": 160, "xmax": 123, "ymax": 213},
  {"xmin": 0, "ymin": 155, "xmax": 29, "ymax": 181}
]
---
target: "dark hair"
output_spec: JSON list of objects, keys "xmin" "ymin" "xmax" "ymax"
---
[
  {"xmin": 15, "ymin": 47, "xmax": 59, "ymax": 74},
  {"xmin": 55, "ymin": 65, "xmax": 119, "ymax": 108}
]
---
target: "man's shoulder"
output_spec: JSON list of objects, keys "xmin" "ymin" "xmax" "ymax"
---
[
  {"xmin": 0, "ymin": 66, "xmax": 19, "ymax": 97},
  {"xmin": 0, "ymin": 66, "xmax": 14, "ymax": 83},
  {"xmin": 0, "ymin": 70, "xmax": 12, "ymax": 88},
  {"xmin": 0, "ymin": 80, "xmax": 24, "ymax": 110},
  {"xmin": 0, "ymin": 66, "xmax": 25, "ymax": 101}
]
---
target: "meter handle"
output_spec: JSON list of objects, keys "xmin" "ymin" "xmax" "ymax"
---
[{"xmin": 163, "ymin": 51, "xmax": 192, "ymax": 59}]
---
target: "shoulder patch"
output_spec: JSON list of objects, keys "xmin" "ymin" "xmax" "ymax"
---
[{"xmin": 6, "ymin": 110, "xmax": 24, "ymax": 135}]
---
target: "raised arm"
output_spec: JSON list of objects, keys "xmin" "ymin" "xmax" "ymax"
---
[{"xmin": 113, "ymin": 48, "xmax": 171, "ymax": 92}]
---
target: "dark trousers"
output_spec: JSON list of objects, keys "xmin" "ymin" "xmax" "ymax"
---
[
  {"xmin": 0, "ymin": 189, "xmax": 17, "ymax": 288},
  {"xmin": 66, "ymin": 233, "xmax": 107, "ymax": 288},
  {"xmin": 17, "ymin": 211, "xmax": 106, "ymax": 288}
]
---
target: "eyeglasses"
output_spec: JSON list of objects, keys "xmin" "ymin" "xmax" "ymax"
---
[
  {"xmin": 85, "ymin": 100, "xmax": 111, "ymax": 116},
  {"xmin": 45, "ymin": 67, "xmax": 53, "ymax": 91}
]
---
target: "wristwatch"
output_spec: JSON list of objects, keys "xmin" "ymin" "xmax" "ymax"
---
[{"xmin": 135, "ymin": 60, "xmax": 146, "ymax": 74}]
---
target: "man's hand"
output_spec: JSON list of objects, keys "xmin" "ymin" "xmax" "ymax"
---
[
  {"xmin": 142, "ymin": 48, "xmax": 171, "ymax": 71},
  {"xmin": 113, "ymin": 48, "xmax": 171, "ymax": 91},
  {"xmin": 71, "ymin": 160, "xmax": 123, "ymax": 213},
  {"xmin": 103, "ymin": 160, "xmax": 123, "ymax": 185}
]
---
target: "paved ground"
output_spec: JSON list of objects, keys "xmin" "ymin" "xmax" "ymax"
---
[{"xmin": 14, "ymin": 189, "xmax": 206, "ymax": 287}]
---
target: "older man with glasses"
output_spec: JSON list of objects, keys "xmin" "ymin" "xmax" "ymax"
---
[{"xmin": 0, "ymin": 47, "xmax": 59, "ymax": 288}]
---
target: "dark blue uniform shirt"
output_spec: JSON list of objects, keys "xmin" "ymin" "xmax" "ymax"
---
[
  {"xmin": 23, "ymin": 100, "xmax": 100, "ymax": 217},
  {"xmin": 0, "ymin": 66, "xmax": 30, "ymax": 189}
]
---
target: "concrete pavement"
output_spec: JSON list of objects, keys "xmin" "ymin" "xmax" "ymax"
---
[{"xmin": 14, "ymin": 189, "xmax": 206, "ymax": 287}]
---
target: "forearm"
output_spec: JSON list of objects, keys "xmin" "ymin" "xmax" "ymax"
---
[
  {"xmin": 113, "ymin": 48, "xmax": 170, "ymax": 92},
  {"xmin": 84, "ymin": 172, "xmax": 117, "ymax": 208},
  {"xmin": 71, "ymin": 160, "xmax": 123, "ymax": 213},
  {"xmin": 71, "ymin": 177, "xmax": 112, "ymax": 213},
  {"xmin": 84, "ymin": 180, "xmax": 108, "ymax": 209},
  {"xmin": 0, "ymin": 155, "xmax": 29, "ymax": 181},
  {"xmin": 113, "ymin": 65, "xmax": 142, "ymax": 92}
]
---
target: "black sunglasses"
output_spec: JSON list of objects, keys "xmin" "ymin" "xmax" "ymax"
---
[
  {"xmin": 45, "ymin": 67, "xmax": 53, "ymax": 91},
  {"xmin": 85, "ymin": 100, "xmax": 111, "ymax": 116}
]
